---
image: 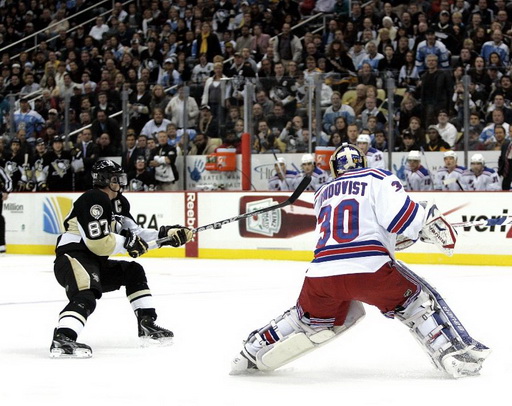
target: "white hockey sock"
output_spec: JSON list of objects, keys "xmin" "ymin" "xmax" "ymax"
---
[
  {"xmin": 128, "ymin": 289, "xmax": 155, "ymax": 312},
  {"xmin": 58, "ymin": 312, "xmax": 86, "ymax": 337}
]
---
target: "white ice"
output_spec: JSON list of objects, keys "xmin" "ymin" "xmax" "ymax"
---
[{"xmin": 0, "ymin": 255, "xmax": 510, "ymax": 406}]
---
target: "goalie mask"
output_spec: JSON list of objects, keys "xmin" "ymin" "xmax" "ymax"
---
[
  {"xmin": 92, "ymin": 159, "xmax": 127, "ymax": 188},
  {"xmin": 329, "ymin": 143, "xmax": 368, "ymax": 178}
]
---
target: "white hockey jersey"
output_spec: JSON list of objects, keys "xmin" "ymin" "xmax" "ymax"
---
[
  {"xmin": 404, "ymin": 165, "xmax": 433, "ymax": 191},
  {"xmin": 434, "ymin": 166, "xmax": 466, "ymax": 191},
  {"xmin": 366, "ymin": 147, "xmax": 385, "ymax": 169},
  {"xmin": 294, "ymin": 167, "xmax": 332, "ymax": 192},
  {"xmin": 268, "ymin": 170, "xmax": 299, "ymax": 191},
  {"xmin": 461, "ymin": 167, "xmax": 501, "ymax": 191},
  {"xmin": 307, "ymin": 168, "xmax": 425, "ymax": 277}
]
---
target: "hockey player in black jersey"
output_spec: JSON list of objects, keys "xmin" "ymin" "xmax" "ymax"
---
[{"xmin": 50, "ymin": 159, "xmax": 194, "ymax": 358}]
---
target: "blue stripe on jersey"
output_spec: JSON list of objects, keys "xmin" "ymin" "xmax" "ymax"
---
[
  {"xmin": 313, "ymin": 240, "xmax": 389, "ymax": 263},
  {"xmin": 387, "ymin": 196, "xmax": 419, "ymax": 234}
]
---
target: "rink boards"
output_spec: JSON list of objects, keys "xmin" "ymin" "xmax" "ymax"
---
[{"xmin": 3, "ymin": 190, "xmax": 511, "ymax": 266}]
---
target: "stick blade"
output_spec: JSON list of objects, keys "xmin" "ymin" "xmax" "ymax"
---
[{"xmin": 288, "ymin": 175, "xmax": 311, "ymax": 204}]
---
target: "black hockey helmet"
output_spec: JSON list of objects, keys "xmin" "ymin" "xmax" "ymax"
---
[{"xmin": 91, "ymin": 159, "xmax": 127, "ymax": 187}]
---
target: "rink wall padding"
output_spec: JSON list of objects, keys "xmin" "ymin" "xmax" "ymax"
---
[{"xmin": 3, "ymin": 191, "xmax": 512, "ymax": 266}]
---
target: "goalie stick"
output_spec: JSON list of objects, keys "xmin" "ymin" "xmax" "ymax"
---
[{"xmin": 150, "ymin": 175, "xmax": 312, "ymax": 247}]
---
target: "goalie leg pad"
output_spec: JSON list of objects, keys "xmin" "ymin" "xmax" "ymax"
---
[
  {"xmin": 230, "ymin": 301, "xmax": 365, "ymax": 374},
  {"xmin": 395, "ymin": 261, "xmax": 490, "ymax": 378}
]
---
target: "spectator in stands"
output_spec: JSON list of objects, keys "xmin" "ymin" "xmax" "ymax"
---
[
  {"xmin": 90, "ymin": 110, "xmax": 122, "ymax": 150},
  {"xmin": 417, "ymin": 54, "xmax": 453, "ymax": 127},
  {"xmin": 360, "ymin": 96, "xmax": 386, "ymax": 129},
  {"xmin": 434, "ymin": 110, "xmax": 458, "ymax": 148},
  {"xmin": 278, "ymin": 115, "xmax": 307, "ymax": 153},
  {"xmin": 198, "ymin": 105, "xmax": 220, "ymax": 140},
  {"xmin": 377, "ymin": 44, "xmax": 401, "ymax": 79},
  {"xmin": 140, "ymin": 108, "xmax": 172, "ymax": 140},
  {"xmin": 268, "ymin": 62, "xmax": 297, "ymax": 116},
  {"xmin": 195, "ymin": 21, "xmax": 222, "ymax": 62},
  {"xmin": 165, "ymin": 85, "xmax": 200, "ymax": 130},
  {"xmin": 397, "ymin": 130, "xmax": 421, "ymax": 152},
  {"xmin": 482, "ymin": 124, "xmax": 507, "ymax": 151},
  {"xmin": 20, "ymin": 72, "xmax": 40, "ymax": 96},
  {"xmin": 272, "ymin": 23, "xmax": 303, "ymax": 66},
  {"xmin": 89, "ymin": 16, "xmax": 109, "ymax": 44},
  {"xmin": 13, "ymin": 97, "xmax": 45, "ymax": 142},
  {"xmin": 425, "ymin": 126, "xmax": 451, "ymax": 152},
  {"xmin": 485, "ymin": 93, "xmax": 512, "ymax": 123},
  {"xmin": 251, "ymin": 23, "xmax": 271, "ymax": 61},
  {"xmin": 189, "ymin": 132, "xmax": 221, "ymax": 155},
  {"xmin": 415, "ymin": 28, "xmax": 451, "ymax": 74},
  {"xmin": 201, "ymin": 62, "xmax": 230, "ymax": 123},
  {"xmin": 121, "ymin": 131, "xmax": 143, "ymax": 174},
  {"xmin": 348, "ymin": 40, "xmax": 368, "ymax": 71},
  {"xmin": 267, "ymin": 102, "xmax": 291, "ymax": 135},
  {"xmin": 357, "ymin": 41, "xmax": 383, "ymax": 71},
  {"xmin": 148, "ymin": 130, "xmax": 179, "ymax": 190},
  {"xmin": 128, "ymin": 80, "xmax": 152, "ymax": 134},
  {"xmin": 357, "ymin": 62, "xmax": 378, "ymax": 86},
  {"xmin": 480, "ymin": 108, "xmax": 510, "ymax": 145},
  {"xmin": 322, "ymin": 91, "xmax": 356, "ymax": 135}
]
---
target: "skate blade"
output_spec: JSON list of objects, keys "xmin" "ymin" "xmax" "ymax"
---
[
  {"xmin": 229, "ymin": 355, "xmax": 259, "ymax": 375},
  {"xmin": 139, "ymin": 336, "xmax": 174, "ymax": 348},
  {"xmin": 49, "ymin": 348, "xmax": 92, "ymax": 359}
]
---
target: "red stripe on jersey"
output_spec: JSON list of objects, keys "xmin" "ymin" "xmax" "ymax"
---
[{"xmin": 390, "ymin": 200, "xmax": 416, "ymax": 234}]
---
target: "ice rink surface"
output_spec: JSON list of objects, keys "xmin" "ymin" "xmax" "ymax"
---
[{"xmin": 0, "ymin": 255, "xmax": 510, "ymax": 406}]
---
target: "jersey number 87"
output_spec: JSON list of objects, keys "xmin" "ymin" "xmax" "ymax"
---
[{"xmin": 88, "ymin": 219, "xmax": 109, "ymax": 238}]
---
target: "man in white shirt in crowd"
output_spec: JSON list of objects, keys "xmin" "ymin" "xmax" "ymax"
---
[{"xmin": 434, "ymin": 110, "xmax": 458, "ymax": 148}]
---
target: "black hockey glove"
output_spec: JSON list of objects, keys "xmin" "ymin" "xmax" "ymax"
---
[
  {"xmin": 122, "ymin": 230, "xmax": 148, "ymax": 258},
  {"xmin": 158, "ymin": 225, "xmax": 194, "ymax": 247}
]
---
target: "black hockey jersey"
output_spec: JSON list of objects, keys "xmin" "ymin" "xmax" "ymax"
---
[{"xmin": 56, "ymin": 189, "xmax": 133, "ymax": 259}]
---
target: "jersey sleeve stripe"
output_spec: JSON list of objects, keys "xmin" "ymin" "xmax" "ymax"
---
[{"xmin": 387, "ymin": 197, "xmax": 419, "ymax": 234}]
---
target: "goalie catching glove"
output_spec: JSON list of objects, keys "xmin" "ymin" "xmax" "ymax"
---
[
  {"xmin": 419, "ymin": 204, "xmax": 457, "ymax": 256},
  {"xmin": 122, "ymin": 229, "xmax": 148, "ymax": 258},
  {"xmin": 158, "ymin": 225, "xmax": 194, "ymax": 247}
]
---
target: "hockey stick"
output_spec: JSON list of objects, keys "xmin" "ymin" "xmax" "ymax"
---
[
  {"xmin": 450, "ymin": 216, "xmax": 512, "ymax": 228},
  {"xmin": 272, "ymin": 149, "xmax": 292, "ymax": 191},
  {"xmin": 419, "ymin": 147, "xmax": 435, "ymax": 187},
  {"xmin": 150, "ymin": 175, "xmax": 312, "ymax": 247}
]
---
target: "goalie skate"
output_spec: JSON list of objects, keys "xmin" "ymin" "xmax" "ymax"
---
[{"xmin": 49, "ymin": 329, "xmax": 92, "ymax": 359}]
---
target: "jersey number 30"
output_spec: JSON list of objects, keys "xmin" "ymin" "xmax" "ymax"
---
[{"xmin": 316, "ymin": 199, "xmax": 359, "ymax": 248}]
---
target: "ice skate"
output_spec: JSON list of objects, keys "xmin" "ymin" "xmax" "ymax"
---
[
  {"xmin": 137, "ymin": 314, "xmax": 174, "ymax": 346},
  {"xmin": 49, "ymin": 329, "xmax": 92, "ymax": 358},
  {"xmin": 441, "ymin": 345, "xmax": 491, "ymax": 378},
  {"xmin": 230, "ymin": 349, "xmax": 258, "ymax": 375}
]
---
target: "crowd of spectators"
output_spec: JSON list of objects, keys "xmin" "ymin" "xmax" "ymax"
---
[{"xmin": 1, "ymin": 0, "xmax": 512, "ymax": 192}]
